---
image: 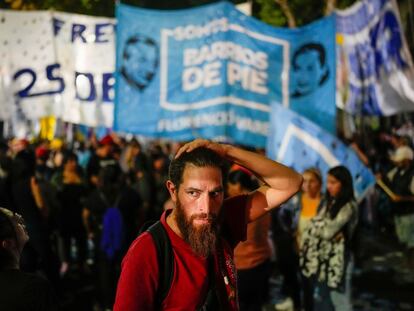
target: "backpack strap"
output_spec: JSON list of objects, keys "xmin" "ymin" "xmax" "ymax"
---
[
  {"xmin": 197, "ymin": 256, "xmax": 219, "ymax": 311},
  {"xmin": 98, "ymin": 190, "xmax": 123, "ymax": 209},
  {"xmin": 146, "ymin": 221, "xmax": 174, "ymax": 308}
]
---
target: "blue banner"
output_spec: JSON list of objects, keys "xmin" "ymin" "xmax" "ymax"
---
[
  {"xmin": 336, "ymin": 0, "xmax": 414, "ymax": 115},
  {"xmin": 267, "ymin": 105, "xmax": 375, "ymax": 200},
  {"xmin": 114, "ymin": 2, "xmax": 336, "ymax": 147},
  {"xmin": 287, "ymin": 14, "xmax": 336, "ymax": 134}
]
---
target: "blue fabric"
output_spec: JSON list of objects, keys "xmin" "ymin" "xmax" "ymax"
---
[
  {"xmin": 100, "ymin": 207, "xmax": 124, "ymax": 259},
  {"xmin": 336, "ymin": 0, "xmax": 414, "ymax": 116},
  {"xmin": 114, "ymin": 2, "xmax": 336, "ymax": 147},
  {"xmin": 267, "ymin": 105, "xmax": 375, "ymax": 200}
]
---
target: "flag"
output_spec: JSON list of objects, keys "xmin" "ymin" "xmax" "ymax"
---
[
  {"xmin": 267, "ymin": 104, "xmax": 375, "ymax": 199},
  {"xmin": 336, "ymin": 0, "xmax": 414, "ymax": 115}
]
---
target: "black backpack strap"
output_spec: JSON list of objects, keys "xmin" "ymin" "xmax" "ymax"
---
[
  {"xmin": 146, "ymin": 221, "xmax": 174, "ymax": 308},
  {"xmin": 197, "ymin": 256, "xmax": 220, "ymax": 311}
]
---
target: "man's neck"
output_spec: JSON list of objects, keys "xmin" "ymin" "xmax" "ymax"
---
[{"xmin": 166, "ymin": 210, "xmax": 183, "ymax": 239}]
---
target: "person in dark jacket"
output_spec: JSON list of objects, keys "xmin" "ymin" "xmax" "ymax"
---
[
  {"xmin": 381, "ymin": 146, "xmax": 414, "ymax": 268},
  {"xmin": 0, "ymin": 207, "xmax": 59, "ymax": 310}
]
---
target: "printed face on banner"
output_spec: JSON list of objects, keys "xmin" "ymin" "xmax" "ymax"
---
[
  {"xmin": 286, "ymin": 17, "xmax": 336, "ymax": 135},
  {"xmin": 120, "ymin": 34, "xmax": 159, "ymax": 92},
  {"xmin": 291, "ymin": 43, "xmax": 329, "ymax": 98}
]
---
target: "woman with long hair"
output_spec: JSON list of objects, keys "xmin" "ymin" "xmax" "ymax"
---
[{"xmin": 300, "ymin": 166, "xmax": 358, "ymax": 311}]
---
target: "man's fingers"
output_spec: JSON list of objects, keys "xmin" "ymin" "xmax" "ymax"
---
[
  {"xmin": 175, "ymin": 139, "xmax": 205, "ymax": 158},
  {"xmin": 174, "ymin": 147, "xmax": 186, "ymax": 159}
]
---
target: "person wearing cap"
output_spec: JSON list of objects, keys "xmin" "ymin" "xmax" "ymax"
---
[
  {"xmin": 382, "ymin": 145, "xmax": 414, "ymax": 268},
  {"xmin": 35, "ymin": 145, "xmax": 53, "ymax": 181},
  {"xmin": 87, "ymin": 134, "xmax": 118, "ymax": 187}
]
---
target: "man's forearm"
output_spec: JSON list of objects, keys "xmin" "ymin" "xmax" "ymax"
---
[
  {"xmin": 175, "ymin": 138, "xmax": 302, "ymax": 194},
  {"xmin": 224, "ymin": 144, "xmax": 303, "ymax": 192}
]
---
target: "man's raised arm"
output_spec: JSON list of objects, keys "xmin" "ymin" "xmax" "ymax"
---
[{"xmin": 175, "ymin": 139, "xmax": 303, "ymax": 222}]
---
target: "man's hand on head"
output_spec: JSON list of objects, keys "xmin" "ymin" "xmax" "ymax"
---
[{"xmin": 175, "ymin": 139, "xmax": 229, "ymax": 159}]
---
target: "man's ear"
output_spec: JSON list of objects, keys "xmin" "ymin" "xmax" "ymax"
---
[
  {"xmin": 166, "ymin": 180, "xmax": 177, "ymax": 203},
  {"xmin": 1, "ymin": 239, "xmax": 13, "ymax": 250}
]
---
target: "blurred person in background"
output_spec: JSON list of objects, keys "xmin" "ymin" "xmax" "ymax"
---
[
  {"xmin": 300, "ymin": 166, "xmax": 358, "ymax": 311},
  {"xmin": 131, "ymin": 143, "xmax": 154, "ymax": 221},
  {"xmin": 0, "ymin": 207, "xmax": 59, "ymax": 310},
  {"xmin": 74, "ymin": 140, "xmax": 92, "ymax": 170},
  {"xmin": 274, "ymin": 168, "xmax": 322, "ymax": 311},
  {"xmin": 0, "ymin": 140, "xmax": 12, "ymax": 210},
  {"xmin": 150, "ymin": 148, "xmax": 170, "ymax": 220},
  {"xmin": 83, "ymin": 164, "xmax": 142, "ymax": 310},
  {"xmin": 229, "ymin": 168, "xmax": 272, "ymax": 311},
  {"xmin": 51, "ymin": 152, "xmax": 88, "ymax": 275},
  {"xmin": 48, "ymin": 138, "xmax": 66, "ymax": 174},
  {"xmin": 34, "ymin": 144, "xmax": 53, "ymax": 182},
  {"xmin": 87, "ymin": 134, "xmax": 117, "ymax": 188},
  {"xmin": 10, "ymin": 148, "xmax": 60, "ymax": 286},
  {"xmin": 379, "ymin": 145, "xmax": 414, "ymax": 269}
]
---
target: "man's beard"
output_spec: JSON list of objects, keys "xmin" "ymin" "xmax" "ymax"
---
[{"xmin": 175, "ymin": 200, "xmax": 220, "ymax": 257}]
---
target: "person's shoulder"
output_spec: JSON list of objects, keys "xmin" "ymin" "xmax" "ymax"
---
[
  {"xmin": 339, "ymin": 200, "xmax": 358, "ymax": 217},
  {"xmin": 345, "ymin": 199, "xmax": 357, "ymax": 209},
  {"xmin": 120, "ymin": 231, "xmax": 160, "ymax": 281},
  {"xmin": 15, "ymin": 271, "xmax": 56, "ymax": 298},
  {"xmin": 124, "ymin": 231, "xmax": 157, "ymax": 261},
  {"xmin": 0, "ymin": 270, "xmax": 58, "ymax": 310}
]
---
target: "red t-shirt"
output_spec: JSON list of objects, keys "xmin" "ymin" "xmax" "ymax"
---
[{"xmin": 113, "ymin": 195, "xmax": 248, "ymax": 311}]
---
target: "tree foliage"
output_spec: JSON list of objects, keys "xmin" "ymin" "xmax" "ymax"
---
[
  {"xmin": 0, "ymin": 0, "xmax": 245, "ymax": 16},
  {"xmin": 1, "ymin": 0, "xmax": 411, "ymax": 56},
  {"xmin": 255, "ymin": 0, "xmax": 357, "ymax": 27}
]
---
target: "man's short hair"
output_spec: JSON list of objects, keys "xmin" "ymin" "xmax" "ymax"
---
[
  {"xmin": 168, "ymin": 147, "xmax": 228, "ymax": 189},
  {"xmin": 293, "ymin": 42, "xmax": 329, "ymax": 88},
  {"xmin": 293, "ymin": 43, "xmax": 326, "ymax": 67}
]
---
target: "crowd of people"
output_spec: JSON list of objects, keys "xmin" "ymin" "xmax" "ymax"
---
[{"xmin": 0, "ymin": 123, "xmax": 412, "ymax": 310}]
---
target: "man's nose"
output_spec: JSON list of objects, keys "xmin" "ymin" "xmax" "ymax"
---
[{"xmin": 199, "ymin": 193, "xmax": 213, "ymax": 214}]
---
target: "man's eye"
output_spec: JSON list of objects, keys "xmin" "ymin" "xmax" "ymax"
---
[
  {"xmin": 188, "ymin": 191, "xmax": 199, "ymax": 197},
  {"xmin": 210, "ymin": 191, "xmax": 221, "ymax": 198}
]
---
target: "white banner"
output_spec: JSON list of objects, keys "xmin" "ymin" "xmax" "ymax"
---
[
  {"xmin": 0, "ymin": 10, "xmax": 59, "ymax": 122},
  {"xmin": 53, "ymin": 12, "xmax": 115, "ymax": 127},
  {"xmin": 0, "ymin": 10, "xmax": 115, "ymax": 128}
]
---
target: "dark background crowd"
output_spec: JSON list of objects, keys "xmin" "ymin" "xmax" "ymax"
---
[{"xmin": 0, "ymin": 112, "xmax": 413, "ymax": 311}]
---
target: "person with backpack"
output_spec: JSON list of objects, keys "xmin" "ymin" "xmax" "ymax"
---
[
  {"xmin": 83, "ymin": 164, "xmax": 142, "ymax": 310},
  {"xmin": 114, "ymin": 138, "xmax": 303, "ymax": 311}
]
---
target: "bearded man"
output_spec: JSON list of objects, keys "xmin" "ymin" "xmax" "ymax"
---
[{"xmin": 114, "ymin": 139, "xmax": 303, "ymax": 310}]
